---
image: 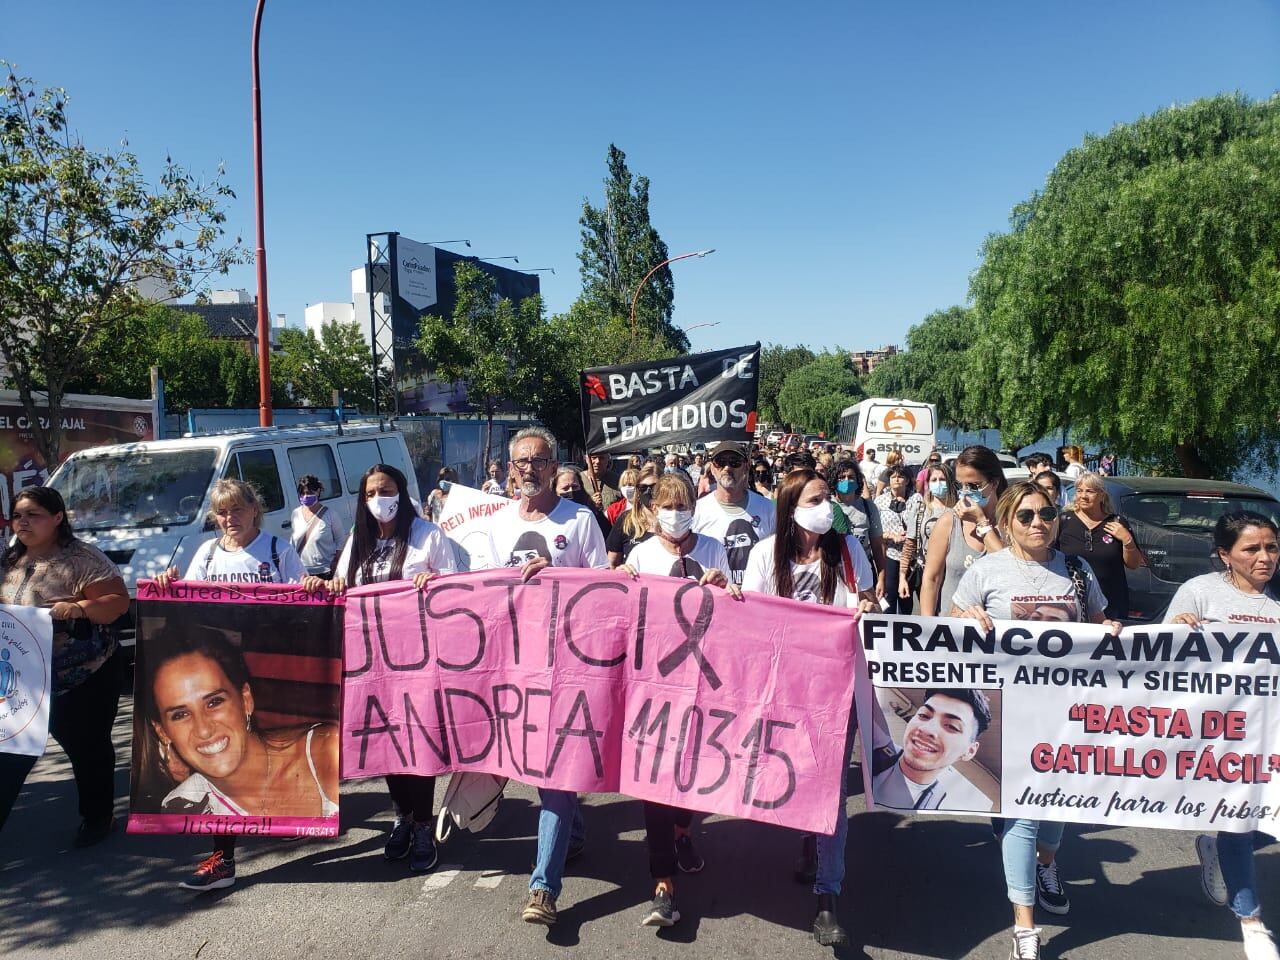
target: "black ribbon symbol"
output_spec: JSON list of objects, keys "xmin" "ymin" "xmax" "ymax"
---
[{"xmin": 657, "ymin": 582, "xmax": 721, "ymax": 690}]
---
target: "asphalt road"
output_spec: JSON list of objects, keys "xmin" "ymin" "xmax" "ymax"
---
[{"xmin": 0, "ymin": 696, "xmax": 1267, "ymax": 960}]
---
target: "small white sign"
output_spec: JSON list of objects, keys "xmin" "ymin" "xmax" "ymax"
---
[
  {"xmin": 0, "ymin": 604, "xmax": 54, "ymax": 757},
  {"xmin": 395, "ymin": 236, "xmax": 439, "ymax": 312}
]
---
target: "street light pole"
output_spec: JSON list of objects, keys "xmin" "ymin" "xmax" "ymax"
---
[
  {"xmin": 251, "ymin": 0, "xmax": 272, "ymax": 427},
  {"xmin": 630, "ymin": 249, "xmax": 715, "ymax": 340}
]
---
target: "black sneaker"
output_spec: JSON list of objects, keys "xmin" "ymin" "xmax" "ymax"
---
[
  {"xmin": 73, "ymin": 816, "xmax": 115, "ymax": 848},
  {"xmin": 1035, "ymin": 861, "xmax": 1070, "ymax": 915},
  {"xmin": 180, "ymin": 851, "xmax": 236, "ymax": 892},
  {"xmin": 384, "ymin": 817, "xmax": 413, "ymax": 861},
  {"xmin": 1009, "ymin": 927, "xmax": 1042, "ymax": 959},
  {"xmin": 641, "ymin": 888, "xmax": 680, "ymax": 928},
  {"xmin": 409, "ymin": 822, "xmax": 438, "ymax": 873},
  {"xmin": 794, "ymin": 834, "xmax": 817, "ymax": 885},
  {"xmin": 522, "ymin": 889, "xmax": 557, "ymax": 925},
  {"xmin": 674, "ymin": 834, "xmax": 704, "ymax": 874},
  {"xmin": 813, "ymin": 893, "xmax": 848, "ymax": 946}
]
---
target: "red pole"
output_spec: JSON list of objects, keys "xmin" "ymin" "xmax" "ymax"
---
[{"xmin": 252, "ymin": 0, "xmax": 273, "ymax": 426}]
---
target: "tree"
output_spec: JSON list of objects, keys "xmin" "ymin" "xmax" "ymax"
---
[
  {"xmin": 275, "ymin": 320, "xmax": 384, "ymax": 412},
  {"xmin": 0, "ymin": 67, "xmax": 240, "ymax": 464},
  {"xmin": 758, "ymin": 343, "xmax": 815, "ymax": 425},
  {"xmin": 417, "ymin": 261, "xmax": 555, "ymax": 461},
  {"xmin": 578, "ymin": 144, "xmax": 689, "ymax": 354},
  {"xmin": 970, "ymin": 93, "xmax": 1280, "ymax": 478},
  {"xmin": 776, "ymin": 351, "xmax": 864, "ymax": 436}
]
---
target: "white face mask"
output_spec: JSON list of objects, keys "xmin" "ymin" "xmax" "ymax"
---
[
  {"xmin": 367, "ymin": 495, "xmax": 399, "ymax": 523},
  {"xmin": 656, "ymin": 508, "xmax": 694, "ymax": 539},
  {"xmin": 620, "ymin": 485, "xmax": 637, "ymax": 502},
  {"xmin": 793, "ymin": 500, "xmax": 834, "ymax": 535}
]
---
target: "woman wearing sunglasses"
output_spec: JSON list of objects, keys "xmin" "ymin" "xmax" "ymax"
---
[
  {"xmin": 607, "ymin": 462, "xmax": 660, "ymax": 567},
  {"xmin": 949, "ymin": 481, "xmax": 1121, "ymax": 960},
  {"xmin": 919, "ymin": 445, "xmax": 1008, "ymax": 616}
]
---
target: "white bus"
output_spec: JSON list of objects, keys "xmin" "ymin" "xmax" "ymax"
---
[{"xmin": 837, "ymin": 398, "xmax": 937, "ymax": 465}]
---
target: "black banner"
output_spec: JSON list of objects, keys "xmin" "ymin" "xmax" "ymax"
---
[{"xmin": 580, "ymin": 343, "xmax": 760, "ymax": 453}]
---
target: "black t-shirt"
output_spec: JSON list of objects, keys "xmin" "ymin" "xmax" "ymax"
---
[
  {"xmin": 606, "ymin": 509, "xmax": 652, "ymax": 560},
  {"xmin": 1057, "ymin": 512, "xmax": 1132, "ymax": 619}
]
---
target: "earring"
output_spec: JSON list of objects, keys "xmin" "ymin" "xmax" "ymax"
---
[
  {"xmin": 245, "ymin": 713, "xmax": 252, "ymax": 731},
  {"xmin": 158, "ymin": 738, "xmax": 170, "ymax": 765}
]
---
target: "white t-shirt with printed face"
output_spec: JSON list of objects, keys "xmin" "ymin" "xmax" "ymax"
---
[
  {"xmin": 626, "ymin": 533, "xmax": 731, "ymax": 582},
  {"xmin": 184, "ymin": 530, "xmax": 306, "ymax": 584},
  {"xmin": 334, "ymin": 516, "xmax": 457, "ymax": 586},
  {"xmin": 486, "ymin": 497, "xmax": 609, "ymax": 570},
  {"xmin": 1164, "ymin": 572, "xmax": 1280, "ymax": 625},
  {"xmin": 741, "ymin": 534, "xmax": 874, "ymax": 609},
  {"xmin": 949, "ymin": 548, "xmax": 1106, "ymax": 622},
  {"xmin": 692, "ymin": 490, "xmax": 777, "ymax": 585}
]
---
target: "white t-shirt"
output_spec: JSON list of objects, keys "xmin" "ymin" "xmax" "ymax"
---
[
  {"xmin": 1065, "ymin": 462, "xmax": 1086, "ymax": 480},
  {"xmin": 334, "ymin": 516, "xmax": 457, "ymax": 586},
  {"xmin": 185, "ymin": 530, "xmax": 307, "ymax": 584},
  {"xmin": 741, "ymin": 534, "xmax": 874, "ymax": 608},
  {"xmin": 626, "ymin": 533, "xmax": 731, "ymax": 582},
  {"xmin": 1164, "ymin": 572, "xmax": 1280, "ymax": 625},
  {"xmin": 486, "ymin": 497, "xmax": 609, "ymax": 570},
  {"xmin": 692, "ymin": 490, "xmax": 777, "ymax": 585},
  {"xmin": 290, "ymin": 505, "xmax": 344, "ymax": 575}
]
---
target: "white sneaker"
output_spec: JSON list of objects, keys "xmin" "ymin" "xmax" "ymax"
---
[
  {"xmin": 1243, "ymin": 923, "xmax": 1280, "ymax": 960},
  {"xmin": 1196, "ymin": 834, "xmax": 1228, "ymax": 906},
  {"xmin": 1009, "ymin": 927, "xmax": 1042, "ymax": 959}
]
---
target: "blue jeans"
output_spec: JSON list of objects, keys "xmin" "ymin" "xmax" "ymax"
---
[
  {"xmin": 1219, "ymin": 830, "xmax": 1275, "ymax": 920},
  {"xmin": 999, "ymin": 819, "xmax": 1065, "ymax": 906},
  {"xmin": 814, "ymin": 710, "xmax": 859, "ymax": 895},
  {"xmin": 529, "ymin": 788, "xmax": 585, "ymax": 899}
]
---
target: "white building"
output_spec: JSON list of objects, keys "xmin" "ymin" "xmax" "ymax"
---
[{"xmin": 302, "ymin": 268, "xmax": 388, "ymax": 353}]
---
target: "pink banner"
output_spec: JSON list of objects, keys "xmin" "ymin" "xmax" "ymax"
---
[{"xmin": 341, "ymin": 569, "xmax": 870, "ymax": 834}]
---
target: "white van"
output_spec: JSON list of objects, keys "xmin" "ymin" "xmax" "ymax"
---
[
  {"xmin": 47, "ymin": 422, "xmax": 419, "ymax": 612},
  {"xmin": 837, "ymin": 397, "xmax": 937, "ymax": 466}
]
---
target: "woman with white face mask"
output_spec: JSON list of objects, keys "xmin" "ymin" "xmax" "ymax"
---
[
  {"xmin": 617, "ymin": 471, "xmax": 739, "ymax": 929},
  {"xmin": 325, "ymin": 463, "xmax": 456, "ymax": 875},
  {"xmin": 741, "ymin": 468, "xmax": 877, "ymax": 947}
]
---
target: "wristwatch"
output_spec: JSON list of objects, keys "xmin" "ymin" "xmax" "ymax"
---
[{"xmin": 974, "ymin": 522, "xmax": 994, "ymax": 539}]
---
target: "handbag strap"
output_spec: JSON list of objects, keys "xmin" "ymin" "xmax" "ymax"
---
[{"xmin": 297, "ymin": 505, "xmax": 327, "ymax": 552}]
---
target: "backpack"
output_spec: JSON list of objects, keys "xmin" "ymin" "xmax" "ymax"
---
[{"xmin": 434, "ymin": 772, "xmax": 508, "ymax": 843}]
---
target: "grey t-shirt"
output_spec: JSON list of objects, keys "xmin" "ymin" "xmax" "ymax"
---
[
  {"xmin": 1164, "ymin": 572, "xmax": 1280, "ymax": 625},
  {"xmin": 839, "ymin": 496, "xmax": 882, "ymax": 550},
  {"xmin": 950, "ymin": 548, "xmax": 1106, "ymax": 622}
]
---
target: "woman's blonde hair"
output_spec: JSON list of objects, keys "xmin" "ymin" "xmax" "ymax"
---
[
  {"xmin": 1069, "ymin": 471, "xmax": 1115, "ymax": 515},
  {"xmin": 207, "ymin": 478, "xmax": 265, "ymax": 530},
  {"xmin": 618, "ymin": 467, "xmax": 640, "ymax": 489},
  {"xmin": 622, "ymin": 462, "xmax": 662, "ymax": 539},
  {"xmin": 651, "ymin": 471, "xmax": 696, "ymax": 515},
  {"xmin": 884, "ymin": 449, "xmax": 903, "ymax": 468},
  {"xmin": 996, "ymin": 481, "xmax": 1058, "ymax": 541}
]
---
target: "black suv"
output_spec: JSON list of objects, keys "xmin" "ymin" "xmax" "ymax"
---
[{"xmin": 1097, "ymin": 477, "xmax": 1280, "ymax": 622}]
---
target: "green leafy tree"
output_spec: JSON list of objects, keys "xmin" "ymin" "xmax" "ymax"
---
[
  {"xmin": 758, "ymin": 343, "xmax": 815, "ymax": 426},
  {"xmin": 275, "ymin": 320, "xmax": 384, "ymax": 412},
  {"xmin": 777, "ymin": 351, "xmax": 864, "ymax": 437},
  {"xmin": 578, "ymin": 144, "xmax": 688, "ymax": 354},
  {"xmin": 970, "ymin": 93, "xmax": 1280, "ymax": 478},
  {"xmin": 0, "ymin": 66, "xmax": 240, "ymax": 463},
  {"xmin": 417, "ymin": 261, "xmax": 555, "ymax": 461}
]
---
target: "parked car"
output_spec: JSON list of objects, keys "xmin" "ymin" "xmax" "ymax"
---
[
  {"xmin": 1098, "ymin": 477, "xmax": 1280, "ymax": 623},
  {"xmin": 765, "ymin": 430, "xmax": 785, "ymax": 447}
]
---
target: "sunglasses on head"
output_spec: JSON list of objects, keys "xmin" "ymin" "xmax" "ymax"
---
[{"xmin": 1014, "ymin": 505, "xmax": 1059, "ymax": 525}]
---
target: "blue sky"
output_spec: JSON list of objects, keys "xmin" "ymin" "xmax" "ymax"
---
[{"xmin": 7, "ymin": 1, "xmax": 1278, "ymax": 355}]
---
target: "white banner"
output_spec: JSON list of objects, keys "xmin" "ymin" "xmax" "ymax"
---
[
  {"xmin": 860, "ymin": 614, "xmax": 1280, "ymax": 833},
  {"xmin": 435, "ymin": 483, "xmax": 510, "ymax": 571},
  {"xmin": 0, "ymin": 604, "xmax": 54, "ymax": 757},
  {"xmin": 395, "ymin": 236, "xmax": 438, "ymax": 312}
]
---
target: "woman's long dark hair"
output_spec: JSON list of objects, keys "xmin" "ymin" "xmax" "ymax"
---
[
  {"xmin": 3, "ymin": 486, "xmax": 76, "ymax": 567},
  {"xmin": 346, "ymin": 463, "xmax": 416, "ymax": 584},
  {"xmin": 772, "ymin": 468, "xmax": 845, "ymax": 605},
  {"xmin": 955, "ymin": 445, "xmax": 1009, "ymax": 499}
]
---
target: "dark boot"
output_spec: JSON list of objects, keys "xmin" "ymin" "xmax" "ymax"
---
[
  {"xmin": 794, "ymin": 833, "xmax": 817, "ymax": 884},
  {"xmin": 813, "ymin": 893, "xmax": 848, "ymax": 947}
]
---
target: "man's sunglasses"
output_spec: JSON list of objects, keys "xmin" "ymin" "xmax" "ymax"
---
[
  {"xmin": 712, "ymin": 455, "xmax": 746, "ymax": 468},
  {"xmin": 1014, "ymin": 505, "xmax": 1059, "ymax": 525}
]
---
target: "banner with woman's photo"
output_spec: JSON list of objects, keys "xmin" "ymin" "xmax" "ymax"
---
[
  {"xmin": 861, "ymin": 614, "xmax": 1280, "ymax": 833},
  {"xmin": 127, "ymin": 581, "xmax": 343, "ymax": 838}
]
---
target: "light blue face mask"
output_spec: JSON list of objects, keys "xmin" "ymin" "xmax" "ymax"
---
[
  {"xmin": 928, "ymin": 480, "xmax": 948, "ymax": 499},
  {"xmin": 963, "ymin": 486, "xmax": 989, "ymax": 508}
]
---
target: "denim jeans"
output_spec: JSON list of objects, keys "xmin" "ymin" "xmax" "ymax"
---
[
  {"xmin": 999, "ymin": 819, "xmax": 1065, "ymax": 906},
  {"xmin": 1218, "ymin": 830, "xmax": 1275, "ymax": 919},
  {"xmin": 814, "ymin": 709, "xmax": 859, "ymax": 896},
  {"xmin": 529, "ymin": 788, "xmax": 585, "ymax": 898}
]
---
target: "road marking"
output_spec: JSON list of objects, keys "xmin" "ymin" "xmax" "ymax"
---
[
  {"xmin": 420, "ymin": 865, "xmax": 462, "ymax": 897},
  {"xmin": 473, "ymin": 870, "xmax": 505, "ymax": 890}
]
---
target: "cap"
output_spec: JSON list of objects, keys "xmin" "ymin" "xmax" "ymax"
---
[{"xmin": 708, "ymin": 439, "xmax": 749, "ymax": 459}]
